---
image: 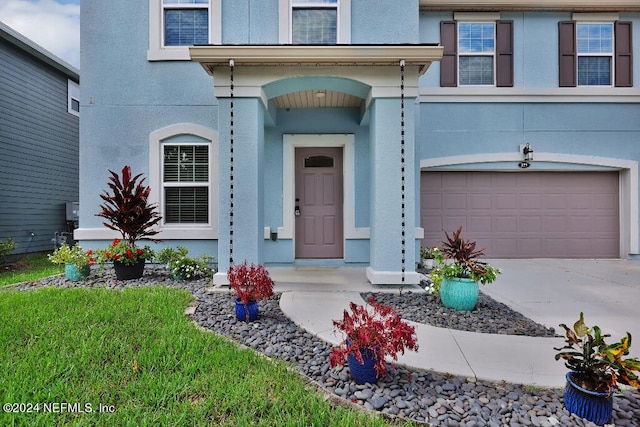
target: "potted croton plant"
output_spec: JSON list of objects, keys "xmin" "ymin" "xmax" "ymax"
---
[
  {"xmin": 227, "ymin": 261, "xmax": 274, "ymax": 322},
  {"xmin": 329, "ymin": 296, "xmax": 418, "ymax": 384},
  {"xmin": 48, "ymin": 243, "xmax": 94, "ymax": 281},
  {"xmin": 430, "ymin": 227, "xmax": 501, "ymax": 311},
  {"xmin": 555, "ymin": 312, "xmax": 640, "ymax": 426},
  {"xmin": 96, "ymin": 165, "xmax": 162, "ymax": 280}
]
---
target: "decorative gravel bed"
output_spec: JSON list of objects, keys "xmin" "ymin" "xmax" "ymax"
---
[
  {"xmin": 363, "ymin": 291, "xmax": 559, "ymax": 337},
  {"xmin": 7, "ymin": 268, "xmax": 639, "ymax": 427}
]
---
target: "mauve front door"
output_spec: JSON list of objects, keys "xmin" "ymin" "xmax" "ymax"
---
[{"xmin": 295, "ymin": 147, "xmax": 343, "ymax": 259}]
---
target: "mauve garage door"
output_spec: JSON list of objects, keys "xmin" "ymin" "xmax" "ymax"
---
[{"xmin": 421, "ymin": 172, "xmax": 619, "ymax": 258}]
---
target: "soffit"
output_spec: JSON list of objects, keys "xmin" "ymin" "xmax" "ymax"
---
[
  {"xmin": 419, "ymin": 0, "xmax": 640, "ymax": 11},
  {"xmin": 189, "ymin": 45, "xmax": 443, "ymax": 76},
  {"xmin": 273, "ymin": 90, "xmax": 363, "ymax": 109}
]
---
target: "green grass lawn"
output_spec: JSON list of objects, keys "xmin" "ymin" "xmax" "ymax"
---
[
  {"xmin": 0, "ymin": 283, "xmax": 407, "ymax": 426},
  {"xmin": 0, "ymin": 252, "xmax": 63, "ymax": 287}
]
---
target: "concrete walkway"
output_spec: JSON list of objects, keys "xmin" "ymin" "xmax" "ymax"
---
[{"xmin": 271, "ymin": 260, "xmax": 640, "ymax": 389}]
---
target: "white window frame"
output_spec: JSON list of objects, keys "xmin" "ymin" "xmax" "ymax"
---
[
  {"xmin": 149, "ymin": 124, "xmax": 218, "ymax": 239},
  {"xmin": 576, "ymin": 22, "xmax": 615, "ymax": 87},
  {"xmin": 279, "ymin": 0, "xmax": 350, "ymax": 44},
  {"xmin": 67, "ymin": 79, "xmax": 80, "ymax": 117},
  {"xmin": 457, "ymin": 21, "xmax": 496, "ymax": 87},
  {"xmin": 148, "ymin": 0, "xmax": 221, "ymax": 61}
]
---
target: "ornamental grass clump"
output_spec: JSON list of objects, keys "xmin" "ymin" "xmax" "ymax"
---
[
  {"xmin": 227, "ymin": 261, "xmax": 274, "ymax": 303},
  {"xmin": 330, "ymin": 296, "xmax": 418, "ymax": 378}
]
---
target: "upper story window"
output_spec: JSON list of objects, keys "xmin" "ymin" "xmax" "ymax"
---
[
  {"xmin": 148, "ymin": 0, "xmax": 221, "ymax": 61},
  {"xmin": 458, "ymin": 22, "xmax": 495, "ymax": 85},
  {"xmin": 67, "ymin": 80, "xmax": 80, "ymax": 117},
  {"xmin": 559, "ymin": 16, "xmax": 632, "ymax": 87},
  {"xmin": 163, "ymin": 0, "xmax": 209, "ymax": 46},
  {"xmin": 292, "ymin": 0, "xmax": 337, "ymax": 44},
  {"xmin": 279, "ymin": 0, "xmax": 350, "ymax": 44},
  {"xmin": 440, "ymin": 14, "xmax": 513, "ymax": 88}
]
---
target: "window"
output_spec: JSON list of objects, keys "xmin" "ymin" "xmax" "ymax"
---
[
  {"xmin": 148, "ymin": 0, "xmax": 221, "ymax": 61},
  {"xmin": 149, "ymin": 124, "xmax": 218, "ymax": 238},
  {"xmin": 559, "ymin": 20, "xmax": 633, "ymax": 87},
  {"xmin": 163, "ymin": 0, "xmax": 209, "ymax": 47},
  {"xmin": 163, "ymin": 144, "xmax": 209, "ymax": 224},
  {"xmin": 458, "ymin": 22, "xmax": 495, "ymax": 85},
  {"xmin": 576, "ymin": 23, "xmax": 614, "ymax": 86},
  {"xmin": 279, "ymin": 0, "xmax": 350, "ymax": 44},
  {"xmin": 67, "ymin": 80, "xmax": 79, "ymax": 116},
  {"xmin": 440, "ymin": 18, "xmax": 513, "ymax": 88},
  {"xmin": 292, "ymin": 0, "xmax": 337, "ymax": 44}
]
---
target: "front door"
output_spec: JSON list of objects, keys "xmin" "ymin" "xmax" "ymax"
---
[{"xmin": 295, "ymin": 147, "xmax": 343, "ymax": 258}]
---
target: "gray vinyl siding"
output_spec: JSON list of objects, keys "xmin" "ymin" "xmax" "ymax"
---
[{"xmin": 0, "ymin": 36, "xmax": 79, "ymax": 255}]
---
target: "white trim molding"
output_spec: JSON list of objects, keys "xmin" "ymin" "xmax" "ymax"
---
[
  {"xmin": 279, "ymin": 134, "xmax": 369, "ymax": 241},
  {"xmin": 149, "ymin": 123, "xmax": 219, "ymax": 239},
  {"xmin": 148, "ymin": 0, "xmax": 222, "ymax": 61},
  {"xmin": 366, "ymin": 267, "xmax": 421, "ymax": 285},
  {"xmin": 420, "ymin": 0, "xmax": 640, "ymax": 12},
  {"xmin": 420, "ymin": 87, "xmax": 640, "ymax": 103},
  {"xmin": 421, "ymin": 152, "xmax": 639, "ymax": 256}
]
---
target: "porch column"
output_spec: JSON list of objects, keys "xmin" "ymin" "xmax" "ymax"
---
[
  {"xmin": 366, "ymin": 97, "xmax": 420, "ymax": 285},
  {"xmin": 213, "ymin": 97, "xmax": 265, "ymax": 285}
]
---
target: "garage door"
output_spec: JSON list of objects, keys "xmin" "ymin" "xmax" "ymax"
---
[{"xmin": 421, "ymin": 171, "xmax": 619, "ymax": 258}]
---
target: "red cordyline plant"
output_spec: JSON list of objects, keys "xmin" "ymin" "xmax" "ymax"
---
[
  {"xmin": 227, "ymin": 261, "xmax": 274, "ymax": 303},
  {"xmin": 330, "ymin": 296, "xmax": 419, "ymax": 378},
  {"xmin": 96, "ymin": 165, "xmax": 162, "ymax": 246}
]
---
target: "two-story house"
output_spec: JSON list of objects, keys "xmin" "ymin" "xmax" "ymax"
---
[
  {"xmin": 75, "ymin": 0, "xmax": 639, "ymax": 285},
  {"xmin": 0, "ymin": 22, "xmax": 80, "ymax": 254}
]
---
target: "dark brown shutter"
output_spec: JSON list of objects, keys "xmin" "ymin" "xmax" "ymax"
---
[
  {"xmin": 558, "ymin": 21, "xmax": 576, "ymax": 87},
  {"xmin": 440, "ymin": 21, "xmax": 457, "ymax": 87},
  {"xmin": 615, "ymin": 21, "xmax": 633, "ymax": 87},
  {"xmin": 496, "ymin": 20, "xmax": 514, "ymax": 87}
]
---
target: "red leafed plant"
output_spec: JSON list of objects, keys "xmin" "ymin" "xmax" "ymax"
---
[
  {"xmin": 329, "ymin": 297, "xmax": 419, "ymax": 378},
  {"xmin": 96, "ymin": 165, "xmax": 162, "ymax": 246},
  {"xmin": 227, "ymin": 261, "xmax": 275, "ymax": 303}
]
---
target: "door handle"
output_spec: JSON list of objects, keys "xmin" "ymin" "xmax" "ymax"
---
[{"xmin": 294, "ymin": 205, "xmax": 301, "ymax": 217}]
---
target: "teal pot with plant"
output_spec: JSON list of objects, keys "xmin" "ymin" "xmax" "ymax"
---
[
  {"xmin": 65, "ymin": 263, "xmax": 91, "ymax": 281},
  {"xmin": 440, "ymin": 277, "xmax": 479, "ymax": 311},
  {"xmin": 555, "ymin": 312, "xmax": 640, "ymax": 426},
  {"xmin": 430, "ymin": 227, "xmax": 501, "ymax": 311}
]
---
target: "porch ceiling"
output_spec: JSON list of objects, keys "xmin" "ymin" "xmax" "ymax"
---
[{"xmin": 273, "ymin": 89, "xmax": 363, "ymax": 109}]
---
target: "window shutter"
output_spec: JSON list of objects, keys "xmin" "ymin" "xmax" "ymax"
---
[
  {"xmin": 496, "ymin": 20, "xmax": 514, "ymax": 87},
  {"xmin": 615, "ymin": 21, "xmax": 633, "ymax": 87},
  {"xmin": 440, "ymin": 21, "xmax": 457, "ymax": 87},
  {"xmin": 558, "ymin": 21, "xmax": 577, "ymax": 87}
]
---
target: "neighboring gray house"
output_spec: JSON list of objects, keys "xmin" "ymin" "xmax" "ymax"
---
[{"xmin": 0, "ymin": 22, "xmax": 80, "ymax": 254}]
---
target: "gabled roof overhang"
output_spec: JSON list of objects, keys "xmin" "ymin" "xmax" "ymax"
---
[
  {"xmin": 419, "ymin": 0, "xmax": 640, "ymax": 12},
  {"xmin": 189, "ymin": 44, "xmax": 443, "ymax": 76}
]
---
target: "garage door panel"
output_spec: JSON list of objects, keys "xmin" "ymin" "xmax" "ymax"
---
[
  {"xmin": 494, "ymin": 216, "xmax": 517, "ymax": 232},
  {"xmin": 421, "ymin": 171, "xmax": 619, "ymax": 258}
]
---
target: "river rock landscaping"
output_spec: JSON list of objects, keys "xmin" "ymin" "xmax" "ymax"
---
[{"xmin": 7, "ymin": 268, "xmax": 639, "ymax": 427}]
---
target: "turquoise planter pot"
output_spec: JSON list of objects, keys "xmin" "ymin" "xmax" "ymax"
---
[
  {"xmin": 439, "ymin": 277, "xmax": 479, "ymax": 311},
  {"xmin": 65, "ymin": 263, "xmax": 90, "ymax": 281}
]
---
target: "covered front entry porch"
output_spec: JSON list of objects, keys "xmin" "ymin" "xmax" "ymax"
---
[{"xmin": 189, "ymin": 45, "xmax": 442, "ymax": 286}]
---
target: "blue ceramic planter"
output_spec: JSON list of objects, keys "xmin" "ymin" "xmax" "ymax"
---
[
  {"xmin": 235, "ymin": 299, "xmax": 259, "ymax": 322},
  {"xmin": 65, "ymin": 263, "xmax": 90, "ymax": 281},
  {"xmin": 347, "ymin": 347, "xmax": 380, "ymax": 384},
  {"xmin": 439, "ymin": 277, "xmax": 479, "ymax": 311},
  {"xmin": 564, "ymin": 372, "xmax": 613, "ymax": 426}
]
